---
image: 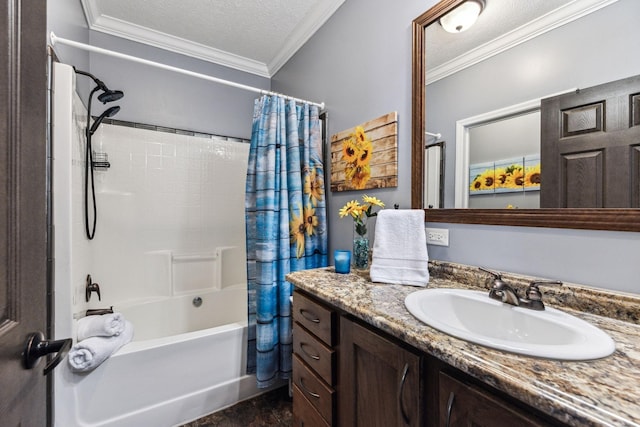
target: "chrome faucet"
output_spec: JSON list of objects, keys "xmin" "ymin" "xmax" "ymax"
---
[{"xmin": 479, "ymin": 268, "xmax": 562, "ymax": 310}]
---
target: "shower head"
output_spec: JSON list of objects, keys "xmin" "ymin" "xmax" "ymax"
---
[
  {"xmin": 74, "ymin": 67, "xmax": 125, "ymax": 104},
  {"xmin": 89, "ymin": 106, "xmax": 120, "ymax": 136},
  {"xmin": 97, "ymin": 89, "xmax": 124, "ymax": 104}
]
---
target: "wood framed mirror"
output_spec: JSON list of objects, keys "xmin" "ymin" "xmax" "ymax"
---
[{"xmin": 411, "ymin": 0, "xmax": 640, "ymax": 232}]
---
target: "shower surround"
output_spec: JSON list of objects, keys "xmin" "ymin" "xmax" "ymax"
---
[{"xmin": 52, "ymin": 63, "xmax": 273, "ymax": 426}]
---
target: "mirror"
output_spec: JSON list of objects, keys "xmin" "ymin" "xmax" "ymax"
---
[{"xmin": 411, "ymin": 0, "xmax": 640, "ymax": 231}]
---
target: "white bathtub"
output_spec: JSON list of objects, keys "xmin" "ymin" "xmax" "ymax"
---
[{"xmin": 55, "ymin": 286, "xmax": 278, "ymax": 427}]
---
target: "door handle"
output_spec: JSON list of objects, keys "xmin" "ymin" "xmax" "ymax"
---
[{"xmin": 22, "ymin": 332, "xmax": 72, "ymax": 375}]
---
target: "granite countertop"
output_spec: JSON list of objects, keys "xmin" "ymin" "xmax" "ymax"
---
[{"xmin": 285, "ymin": 261, "xmax": 640, "ymax": 427}]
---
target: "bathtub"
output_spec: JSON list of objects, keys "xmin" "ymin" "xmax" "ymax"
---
[{"xmin": 55, "ymin": 286, "xmax": 278, "ymax": 427}]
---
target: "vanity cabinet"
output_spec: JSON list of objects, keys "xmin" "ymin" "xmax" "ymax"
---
[
  {"xmin": 292, "ymin": 289, "xmax": 564, "ymax": 427},
  {"xmin": 292, "ymin": 291, "xmax": 337, "ymax": 426},
  {"xmin": 339, "ymin": 315, "xmax": 423, "ymax": 427}
]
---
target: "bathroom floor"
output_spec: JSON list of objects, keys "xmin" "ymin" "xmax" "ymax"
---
[{"xmin": 181, "ymin": 386, "xmax": 292, "ymax": 427}]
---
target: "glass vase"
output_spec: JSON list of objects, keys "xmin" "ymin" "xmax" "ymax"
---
[{"xmin": 352, "ymin": 217, "xmax": 370, "ymax": 270}]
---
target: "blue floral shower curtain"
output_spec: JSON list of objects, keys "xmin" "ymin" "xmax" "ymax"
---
[{"xmin": 245, "ymin": 95, "xmax": 327, "ymax": 388}]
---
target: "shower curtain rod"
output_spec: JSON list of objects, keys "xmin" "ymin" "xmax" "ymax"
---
[
  {"xmin": 425, "ymin": 131, "xmax": 442, "ymax": 139},
  {"xmin": 49, "ymin": 32, "xmax": 325, "ymax": 109}
]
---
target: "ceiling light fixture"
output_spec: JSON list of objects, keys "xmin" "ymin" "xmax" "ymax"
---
[{"xmin": 439, "ymin": 0, "xmax": 485, "ymax": 33}]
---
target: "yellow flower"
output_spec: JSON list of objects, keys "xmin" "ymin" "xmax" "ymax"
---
[
  {"xmin": 343, "ymin": 126, "xmax": 373, "ymax": 189},
  {"xmin": 356, "ymin": 140, "xmax": 373, "ymax": 167},
  {"xmin": 342, "ymin": 139, "xmax": 358, "ymax": 163},
  {"xmin": 350, "ymin": 165, "xmax": 371, "ymax": 189},
  {"xmin": 303, "ymin": 205, "xmax": 319, "ymax": 236},
  {"xmin": 354, "ymin": 126, "xmax": 368, "ymax": 144},
  {"xmin": 339, "ymin": 200, "xmax": 362, "ymax": 218},
  {"xmin": 289, "ymin": 207, "xmax": 306, "ymax": 259},
  {"xmin": 470, "ymin": 175, "xmax": 482, "ymax": 191},
  {"xmin": 304, "ymin": 167, "xmax": 324, "ymax": 206},
  {"xmin": 479, "ymin": 170, "xmax": 495, "ymax": 190},
  {"xmin": 362, "ymin": 195, "xmax": 384, "ymax": 208},
  {"xmin": 508, "ymin": 167, "xmax": 524, "ymax": 188},
  {"xmin": 494, "ymin": 167, "xmax": 508, "ymax": 188},
  {"xmin": 339, "ymin": 195, "xmax": 384, "ymax": 223},
  {"xmin": 525, "ymin": 164, "xmax": 541, "ymax": 187}
]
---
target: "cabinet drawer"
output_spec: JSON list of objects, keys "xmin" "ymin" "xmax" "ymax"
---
[
  {"xmin": 293, "ymin": 384, "xmax": 330, "ymax": 427},
  {"xmin": 293, "ymin": 323, "xmax": 335, "ymax": 385},
  {"xmin": 293, "ymin": 354, "xmax": 334, "ymax": 424},
  {"xmin": 293, "ymin": 291, "xmax": 335, "ymax": 346}
]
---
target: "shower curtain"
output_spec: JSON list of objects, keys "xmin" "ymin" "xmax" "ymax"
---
[{"xmin": 245, "ymin": 95, "xmax": 327, "ymax": 388}]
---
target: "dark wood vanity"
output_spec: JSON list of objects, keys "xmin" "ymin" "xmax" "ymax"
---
[
  {"xmin": 292, "ymin": 288, "xmax": 560, "ymax": 427},
  {"xmin": 287, "ymin": 262, "xmax": 640, "ymax": 427}
]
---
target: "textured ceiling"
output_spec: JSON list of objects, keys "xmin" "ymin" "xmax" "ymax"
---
[{"xmin": 81, "ymin": 0, "xmax": 345, "ymax": 77}]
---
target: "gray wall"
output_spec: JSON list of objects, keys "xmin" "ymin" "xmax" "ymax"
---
[
  {"xmin": 272, "ymin": 0, "xmax": 432, "ymax": 261},
  {"xmin": 85, "ymin": 32, "xmax": 269, "ymax": 139},
  {"xmin": 273, "ymin": 0, "xmax": 640, "ymax": 293},
  {"xmin": 48, "ymin": 0, "xmax": 269, "ymax": 139}
]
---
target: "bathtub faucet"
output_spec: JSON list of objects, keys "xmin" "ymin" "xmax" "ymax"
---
[{"xmin": 85, "ymin": 274, "xmax": 101, "ymax": 302}]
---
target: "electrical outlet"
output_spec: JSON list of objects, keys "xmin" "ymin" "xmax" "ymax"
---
[{"xmin": 425, "ymin": 227, "xmax": 449, "ymax": 246}]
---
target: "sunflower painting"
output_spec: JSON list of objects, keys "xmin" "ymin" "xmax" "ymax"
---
[
  {"xmin": 470, "ymin": 155, "xmax": 541, "ymax": 196},
  {"xmin": 330, "ymin": 112, "xmax": 398, "ymax": 192}
]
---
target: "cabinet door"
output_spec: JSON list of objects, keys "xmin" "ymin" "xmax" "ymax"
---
[
  {"xmin": 339, "ymin": 316, "xmax": 423, "ymax": 427},
  {"xmin": 439, "ymin": 372, "xmax": 551, "ymax": 427}
]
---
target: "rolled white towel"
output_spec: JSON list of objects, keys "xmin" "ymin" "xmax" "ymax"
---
[
  {"xmin": 68, "ymin": 320, "xmax": 134, "ymax": 373},
  {"xmin": 76, "ymin": 312, "xmax": 125, "ymax": 341}
]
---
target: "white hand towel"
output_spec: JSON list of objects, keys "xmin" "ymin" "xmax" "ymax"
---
[
  {"xmin": 76, "ymin": 312, "xmax": 126, "ymax": 341},
  {"xmin": 370, "ymin": 209, "xmax": 430, "ymax": 286},
  {"xmin": 68, "ymin": 320, "xmax": 134, "ymax": 373}
]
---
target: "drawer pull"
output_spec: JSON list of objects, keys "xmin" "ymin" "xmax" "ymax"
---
[
  {"xmin": 299, "ymin": 342, "xmax": 321, "ymax": 360},
  {"xmin": 445, "ymin": 391, "xmax": 456, "ymax": 427},
  {"xmin": 298, "ymin": 377, "xmax": 320, "ymax": 399},
  {"xmin": 399, "ymin": 363, "xmax": 410, "ymax": 425},
  {"xmin": 299, "ymin": 308, "xmax": 321, "ymax": 323}
]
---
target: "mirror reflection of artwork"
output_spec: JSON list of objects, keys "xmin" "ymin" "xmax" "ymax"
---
[
  {"xmin": 330, "ymin": 112, "xmax": 398, "ymax": 192},
  {"xmin": 464, "ymin": 111, "xmax": 541, "ymax": 209},
  {"xmin": 524, "ymin": 155, "xmax": 541, "ymax": 191},
  {"xmin": 494, "ymin": 157, "xmax": 524, "ymax": 193},
  {"xmin": 469, "ymin": 161, "xmax": 495, "ymax": 194},
  {"xmin": 471, "ymin": 156, "xmax": 540, "ymax": 197}
]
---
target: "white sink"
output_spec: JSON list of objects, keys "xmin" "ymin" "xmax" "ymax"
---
[{"xmin": 404, "ymin": 288, "xmax": 615, "ymax": 360}]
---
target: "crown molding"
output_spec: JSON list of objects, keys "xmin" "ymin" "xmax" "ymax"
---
[
  {"xmin": 83, "ymin": 14, "xmax": 270, "ymax": 77},
  {"xmin": 426, "ymin": 0, "xmax": 619, "ymax": 85},
  {"xmin": 81, "ymin": 0, "xmax": 344, "ymax": 78}
]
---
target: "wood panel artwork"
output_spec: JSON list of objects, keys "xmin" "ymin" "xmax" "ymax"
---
[{"xmin": 330, "ymin": 112, "xmax": 398, "ymax": 192}]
